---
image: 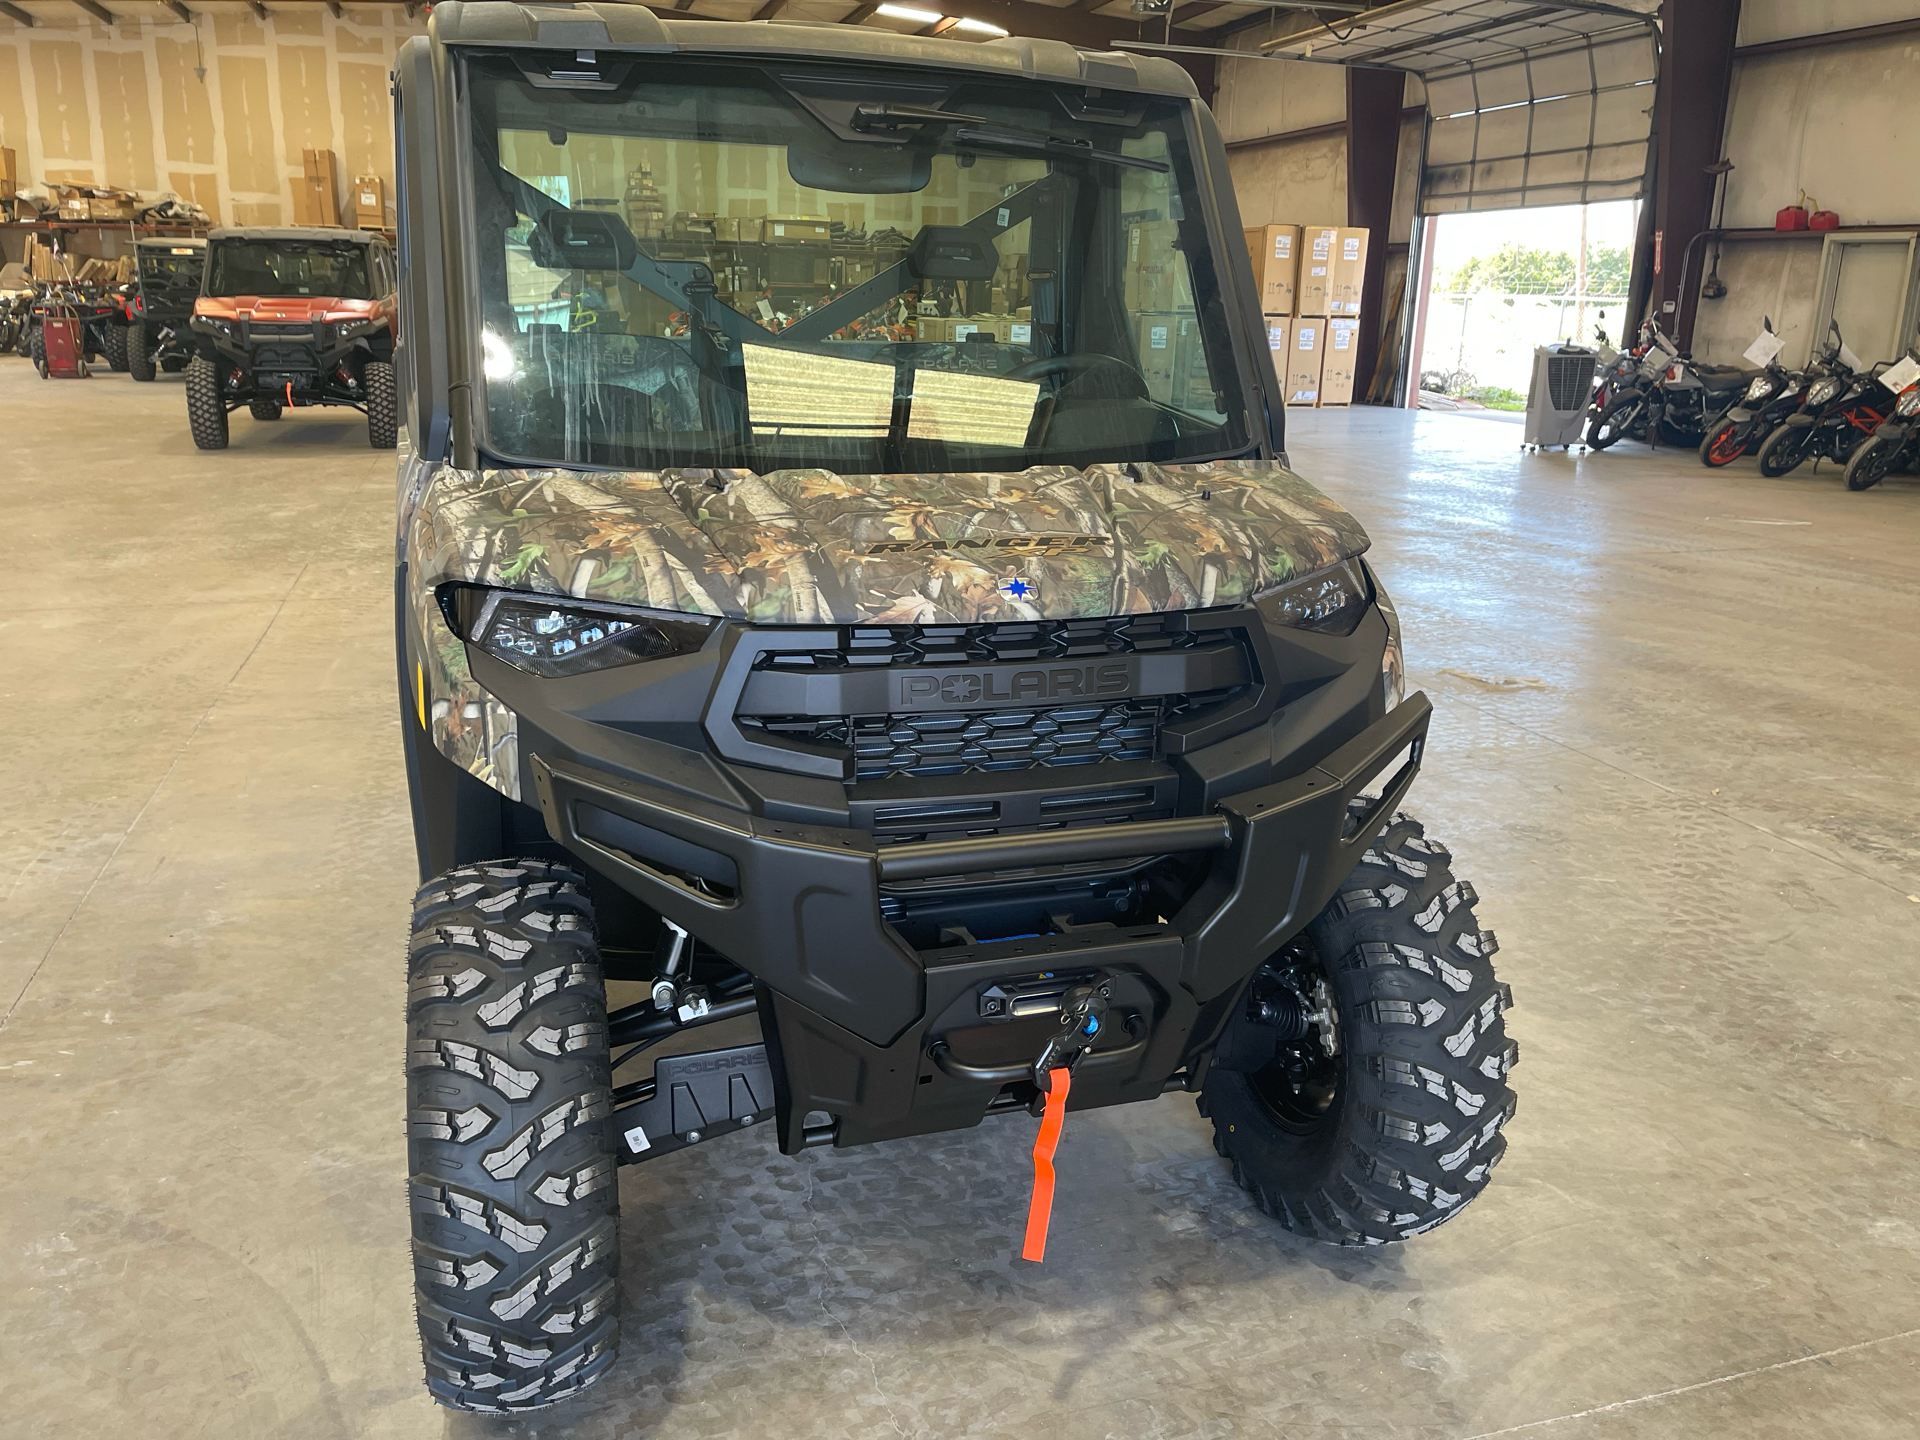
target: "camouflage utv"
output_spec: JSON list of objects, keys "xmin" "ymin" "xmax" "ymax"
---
[{"xmin": 395, "ymin": 1, "xmax": 1517, "ymax": 1411}]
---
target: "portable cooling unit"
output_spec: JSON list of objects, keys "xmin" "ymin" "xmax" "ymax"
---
[{"xmin": 1524, "ymin": 344, "xmax": 1599, "ymax": 448}]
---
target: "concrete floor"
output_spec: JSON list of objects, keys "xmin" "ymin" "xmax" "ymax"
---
[{"xmin": 2, "ymin": 356, "xmax": 1917, "ymax": 1440}]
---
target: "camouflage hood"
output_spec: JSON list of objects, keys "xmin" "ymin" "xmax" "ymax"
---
[{"xmin": 410, "ymin": 459, "xmax": 1370, "ymax": 625}]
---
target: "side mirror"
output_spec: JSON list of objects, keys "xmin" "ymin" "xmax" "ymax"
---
[
  {"xmin": 527, "ymin": 209, "xmax": 639, "ymax": 274},
  {"xmin": 906, "ymin": 225, "xmax": 999, "ymax": 281}
]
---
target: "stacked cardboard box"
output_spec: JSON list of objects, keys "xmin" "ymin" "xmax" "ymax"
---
[
  {"xmin": 295, "ymin": 148, "xmax": 342, "ymax": 226},
  {"xmin": 349, "ymin": 174, "xmax": 386, "ymax": 230},
  {"xmin": 1252, "ymin": 222, "xmax": 1371, "ymax": 406},
  {"xmin": 0, "ymin": 147, "xmax": 15, "ymax": 199}
]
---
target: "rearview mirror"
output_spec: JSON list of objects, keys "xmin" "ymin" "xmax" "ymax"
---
[{"xmin": 787, "ymin": 141, "xmax": 930, "ymax": 194}]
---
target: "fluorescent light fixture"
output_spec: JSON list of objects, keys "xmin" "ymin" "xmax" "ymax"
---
[
  {"xmin": 952, "ymin": 16, "xmax": 1008, "ymax": 35},
  {"xmin": 875, "ymin": 3, "xmax": 944, "ymax": 22}
]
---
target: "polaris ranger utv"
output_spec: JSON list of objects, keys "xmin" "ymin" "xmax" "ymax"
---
[
  {"xmin": 186, "ymin": 226, "xmax": 399, "ymax": 450},
  {"xmin": 396, "ymin": 2, "xmax": 1516, "ymax": 1411},
  {"xmin": 122, "ymin": 236, "xmax": 205, "ymax": 381}
]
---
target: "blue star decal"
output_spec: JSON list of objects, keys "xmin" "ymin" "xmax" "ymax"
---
[{"xmin": 1002, "ymin": 578, "xmax": 1035, "ymax": 599}]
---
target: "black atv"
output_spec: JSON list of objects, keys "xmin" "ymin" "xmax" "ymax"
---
[
  {"xmin": 394, "ymin": 3, "xmax": 1517, "ymax": 1412},
  {"xmin": 185, "ymin": 226, "xmax": 399, "ymax": 450},
  {"xmin": 124, "ymin": 237, "xmax": 206, "ymax": 381}
]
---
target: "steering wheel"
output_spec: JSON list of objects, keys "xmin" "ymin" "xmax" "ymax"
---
[{"xmin": 1004, "ymin": 351, "xmax": 1150, "ymax": 398}]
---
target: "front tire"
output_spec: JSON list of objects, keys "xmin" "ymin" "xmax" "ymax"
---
[
  {"xmin": 1587, "ymin": 396, "xmax": 1643, "ymax": 450},
  {"xmin": 185, "ymin": 356, "xmax": 230, "ymax": 450},
  {"xmin": 1843, "ymin": 434, "xmax": 1900, "ymax": 491},
  {"xmin": 365, "ymin": 359, "xmax": 398, "ymax": 449},
  {"xmin": 1201, "ymin": 812, "xmax": 1517, "ymax": 1244},
  {"xmin": 128, "ymin": 323, "xmax": 156, "ymax": 381},
  {"xmin": 408, "ymin": 860, "xmax": 620, "ymax": 1412},
  {"xmin": 104, "ymin": 324, "xmax": 129, "ymax": 372},
  {"xmin": 1757, "ymin": 423, "xmax": 1812, "ymax": 478},
  {"xmin": 1698, "ymin": 416, "xmax": 1750, "ymax": 467}
]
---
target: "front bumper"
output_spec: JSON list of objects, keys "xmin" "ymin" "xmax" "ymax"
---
[{"xmin": 530, "ymin": 692, "xmax": 1430, "ymax": 1152}]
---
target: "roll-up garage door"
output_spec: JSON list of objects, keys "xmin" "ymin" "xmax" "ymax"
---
[{"xmin": 1259, "ymin": 1, "xmax": 1660, "ymax": 214}]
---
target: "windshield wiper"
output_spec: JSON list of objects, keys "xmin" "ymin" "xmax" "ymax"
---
[{"xmin": 850, "ymin": 102, "xmax": 1168, "ymax": 172}]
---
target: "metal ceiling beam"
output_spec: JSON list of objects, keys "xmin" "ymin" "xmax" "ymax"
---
[
  {"xmin": 0, "ymin": 0, "xmax": 37, "ymax": 21},
  {"xmin": 921, "ymin": 14, "xmax": 961, "ymax": 33},
  {"xmin": 842, "ymin": 1, "xmax": 883, "ymax": 20},
  {"xmin": 247, "ymin": 0, "xmax": 268, "ymax": 18},
  {"xmin": 163, "ymin": 0, "xmax": 193, "ymax": 19},
  {"xmin": 326, "ymin": 0, "xmax": 342, "ymax": 17},
  {"xmin": 72, "ymin": 0, "xmax": 117, "ymax": 23},
  {"xmin": 752, "ymin": 0, "xmax": 789, "ymax": 18}
]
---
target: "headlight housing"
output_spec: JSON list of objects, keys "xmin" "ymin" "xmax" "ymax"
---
[
  {"xmin": 1745, "ymin": 376, "xmax": 1774, "ymax": 402},
  {"xmin": 1253, "ymin": 558, "xmax": 1371, "ymax": 637},
  {"xmin": 1808, "ymin": 378, "xmax": 1842, "ymax": 405},
  {"xmin": 1898, "ymin": 387, "xmax": 1920, "ymax": 417},
  {"xmin": 439, "ymin": 584, "xmax": 717, "ymax": 678},
  {"xmin": 1369, "ymin": 565, "xmax": 1404, "ymax": 711},
  {"xmin": 335, "ymin": 317, "xmax": 382, "ymax": 342}
]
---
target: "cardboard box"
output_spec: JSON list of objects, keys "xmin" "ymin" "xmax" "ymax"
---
[
  {"xmin": 1329, "ymin": 227, "xmax": 1370, "ymax": 315},
  {"xmin": 1321, "ymin": 317, "xmax": 1361, "ymax": 404},
  {"xmin": 55, "ymin": 187, "xmax": 91, "ymax": 222},
  {"xmin": 1125, "ymin": 220, "xmax": 1189, "ymax": 314},
  {"xmin": 1297, "ymin": 225, "xmax": 1339, "ymax": 316},
  {"xmin": 89, "ymin": 193, "xmax": 138, "ymax": 221},
  {"xmin": 0, "ymin": 148, "xmax": 15, "ymax": 200},
  {"xmin": 1135, "ymin": 314, "xmax": 1180, "ymax": 398},
  {"xmin": 1243, "ymin": 225, "xmax": 1301, "ymax": 315},
  {"xmin": 350, "ymin": 174, "xmax": 386, "ymax": 230},
  {"xmin": 1264, "ymin": 316, "xmax": 1291, "ymax": 372},
  {"xmin": 951, "ymin": 315, "xmax": 1002, "ymax": 344},
  {"xmin": 761, "ymin": 215, "xmax": 831, "ymax": 244},
  {"xmin": 296, "ymin": 149, "xmax": 342, "ymax": 227},
  {"xmin": 1285, "ymin": 318, "xmax": 1324, "ymax": 406}
]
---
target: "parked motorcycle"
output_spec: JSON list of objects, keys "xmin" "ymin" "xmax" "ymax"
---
[
  {"xmin": 1698, "ymin": 318, "xmax": 1819, "ymax": 467},
  {"xmin": 1840, "ymin": 361, "xmax": 1920, "ymax": 490},
  {"xmin": 1586, "ymin": 320, "xmax": 1669, "ymax": 448},
  {"xmin": 1756, "ymin": 325, "xmax": 1905, "ymax": 478}
]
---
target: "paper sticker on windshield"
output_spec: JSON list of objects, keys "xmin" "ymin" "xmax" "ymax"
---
[
  {"xmin": 1010, "ymin": 323, "xmax": 1031, "ymax": 343},
  {"xmin": 1149, "ymin": 326, "xmax": 1168, "ymax": 349},
  {"xmin": 1881, "ymin": 355, "xmax": 1920, "ymax": 394},
  {"xmin": 1743, "ymin": 330, "xmax": 1785, "ymax": 367},
  {"xmin": 997, "ymin": 207, "xmax": 1010, "ymax": 228}
]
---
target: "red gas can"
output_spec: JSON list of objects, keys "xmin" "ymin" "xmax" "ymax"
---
[
  {"xmin": 1809, "ymin": 209, "xmax": 1840, "ymax": 231},
  {"xmin": 1775, "ymin": 205, "xmax": 1808, "ymax": 231}
]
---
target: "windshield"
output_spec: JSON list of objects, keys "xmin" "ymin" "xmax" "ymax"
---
[
  {"xmin": 205, "ymin": 240, "xmax": 370, "ymax": 299},
  {"xmin": 140, "ymin": 247, "xmax": 204, "ymax": 293},
  {"xmin": 463, "ymin": 56, "xmax": 1248, "ymax": 473}
]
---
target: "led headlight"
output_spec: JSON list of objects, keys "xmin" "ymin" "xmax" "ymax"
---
[
  {"xmin": 1253, "ymin": 558, "xmax": 1371, "ymax": 637},
  {"xmin": 439, "ymin": 583, "xmax": 717, "ymax": 678},
  {"xmin": 1807, "ymin": 378, "xmax": 1842, "ymax": 406},
  {"xmin": 335, "ymin": 317, "xmax": 382, "ymax": 341},
  {"xmin": 1745, "ymin": 376, "xmax": 1774, "ymax": 402},
  {"xmin": 1897, "ymin": 387, "xmax": 1920, "ymax": 418}
]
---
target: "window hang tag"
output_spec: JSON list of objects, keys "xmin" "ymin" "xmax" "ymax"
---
[
  {"xmin": 1743, "ymin": 330, "xmax": 1785, "ymax": 368},
  {"xmin": 997, "ymin": 207, "xmax": 1010, "ymax": 228},
  {"xmin": 1879, "ymin": 354, "xmax": 1920, "ymax": 394}
]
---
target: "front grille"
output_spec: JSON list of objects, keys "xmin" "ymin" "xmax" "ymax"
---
[
  {"xmin": 252, "ymin": 345, "xmax": 317, "ymax": 370},
  {"xmin": 749, "ymin": 688, "xmax": 1238, "ymax": 779},
  {"xmin": 758, "ymin": 615, "xmax": 1200, "ymax": 673},
  {"xmin": 250, "ymin": 321, "xmax": 317, "ymax": 337}
]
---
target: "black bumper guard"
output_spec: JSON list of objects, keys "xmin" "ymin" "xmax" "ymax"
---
[{"xmin": 531, "ymin": 693, "xmax": 1431, "ymax": 1151}]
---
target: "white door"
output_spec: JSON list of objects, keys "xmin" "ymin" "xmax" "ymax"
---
[{"xmin": 1818, "ymin": 234, "xmax": 1919, "ymax": 365}]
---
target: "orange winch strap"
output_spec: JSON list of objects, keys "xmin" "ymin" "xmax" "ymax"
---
[{"xmin": 1021, "ymin": 1066, "xmax": 1071, "ymax": 1263}]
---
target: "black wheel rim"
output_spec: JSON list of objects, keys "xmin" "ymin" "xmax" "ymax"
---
[{"xmin": 1244, "ymin": 937, "xmax": 1344, "ymax": 1134}]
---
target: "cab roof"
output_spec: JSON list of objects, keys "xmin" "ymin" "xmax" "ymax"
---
[
  {"xmin": 426, "ymin": 0, "xmax": 1198, "ymax": 99},
  {"xmin": 205, "ymin": 227, "xmax": 379, "ymax": 245}
]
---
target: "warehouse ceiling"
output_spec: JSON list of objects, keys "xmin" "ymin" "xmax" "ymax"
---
[{"xmin": 1255, "ymin": 0, "xmax": 1661, "ymax": 212}]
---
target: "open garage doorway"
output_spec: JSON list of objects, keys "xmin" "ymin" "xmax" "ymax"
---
[{"xmin": 1407, "ymin": 200, "xmax": 1640, "ymax": 415}]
